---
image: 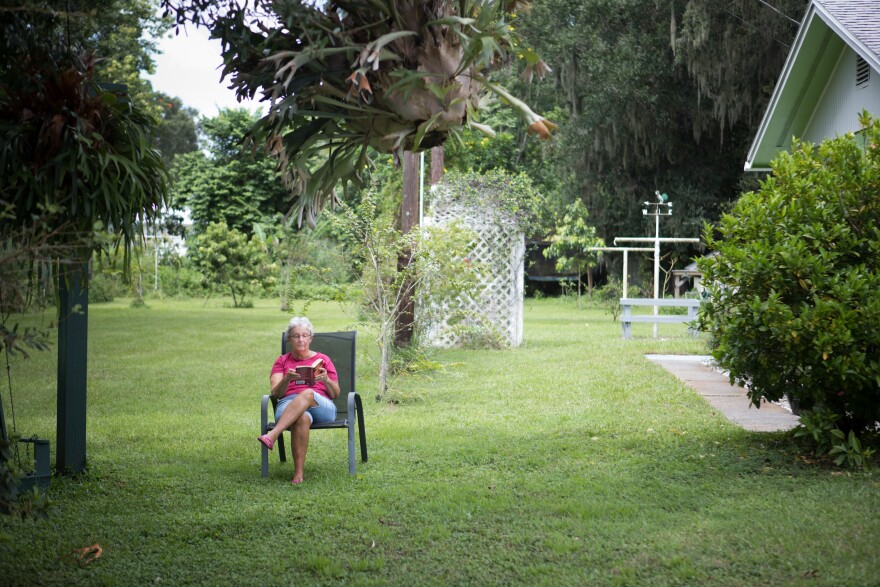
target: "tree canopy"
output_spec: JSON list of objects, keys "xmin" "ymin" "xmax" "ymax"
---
[
  {"xmin": 517, "ymin": 0, "xmax": 807, "ymax": 265},
  {"xmin": 544, "ymin": 200, "xmax": 604, "ymax": 304},
  {"xmin": 171, "ymin": 108, "xmax": 290, "ymax": 236},
  {"xmin": 1, "ymin": 2, "xmax": 169, "ymax": 261},
  {"xmin": 151, "ymin": 92, "xmax": 199, "ymax": 167},
  {"xmin": 160, "ymin": 0, "xmax": 555, "ymax": 226}
]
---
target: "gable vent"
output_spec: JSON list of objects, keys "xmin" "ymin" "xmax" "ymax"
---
[{"xmin": 856, "ymin": 56, "xmax": 870, "ymax": 88}]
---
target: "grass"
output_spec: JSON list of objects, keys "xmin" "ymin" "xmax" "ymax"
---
[{"xmin": 1, "ymin": 296, "xmax": 878, "ymax": 586}]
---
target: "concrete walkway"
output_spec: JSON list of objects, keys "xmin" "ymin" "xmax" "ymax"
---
[{"xmin": 646, "ymin": 355, "xmax": 801, "ymax": 432}]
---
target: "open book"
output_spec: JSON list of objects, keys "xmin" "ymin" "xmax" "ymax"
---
[{"xmin": 295, "ymin": 357, "xmax": 324, "ymax": 386}]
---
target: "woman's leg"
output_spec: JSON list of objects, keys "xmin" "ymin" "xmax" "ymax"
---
[
  {"xmin": 265, "ymin": 390, "xmax": 318, "ymax": 444},
  {"xmin": 291, "ymin": 414, "xmax": 311, "ymax": 483}
]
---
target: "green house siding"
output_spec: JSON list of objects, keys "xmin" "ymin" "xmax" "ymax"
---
[{"xmin": 805, "ymin": 48, "xmax": 880, "ymax": 143}]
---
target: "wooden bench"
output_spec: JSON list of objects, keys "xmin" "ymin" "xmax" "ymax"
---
[{"xmin": 620, "ymin": 298, "xmax": 702, "ymax": 339}]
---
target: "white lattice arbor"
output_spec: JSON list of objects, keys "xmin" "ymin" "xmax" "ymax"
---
[{"xmin": 419, "ymin": 195, "xmax": 525, "ymax": 348}]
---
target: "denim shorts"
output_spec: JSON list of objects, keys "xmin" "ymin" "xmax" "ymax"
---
[{"xmin": 275, "ymin": 391, "xmax": 337, "ymax": 425}]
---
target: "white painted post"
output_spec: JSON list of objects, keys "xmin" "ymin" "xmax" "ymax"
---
[
  {"xmin": 616, "ymin": 192, "xmax": 683, "ymax": 337},
  {"xmin": 587, "ymin": 246, "xmax": 653, "ymax": 300},
  {"xmin": 419, "ymin": 151, "xmax": 425, "ymax": 225},
  {"xmin": 154, "ymin": 239, "xmax": 159, "ymax": 291},
  {"xmin": 653, "ymin": 212, "xmax": 660, "ymax": 337},
  {"xmin": 514, "ymin": 234, "xmax": 525, "ymax": 347}
]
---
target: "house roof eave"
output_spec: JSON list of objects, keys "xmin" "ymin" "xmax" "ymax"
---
[
  {"xmin": 745, "ymin": 0, "xmax": 880, "ymax": 171},
  {"xmin": 745, "ymin": 3, "xmax": 821, "ymax": 171}
]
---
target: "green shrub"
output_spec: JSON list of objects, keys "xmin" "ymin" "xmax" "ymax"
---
[
  {"xmin": 156, "ymin": 265, "xmax": 205, "ymax": 298},
  {"xmin": 88, "ymin": 270, "xmax": 128, "ymax": 303},
  {"xmin": 594, "ymin": 277, "xmax": 624, "ymax": 321},
  {"xmin": 285, "ymin": 280, "xmax": 339, "ymax": 302},
  {"xmin": 189, "ymin": 222, "xmax": 277, "ymax": 308},
  {"xmin": 793, "ymin": 406, "xmax": 841, "ymax": 457},
  {"xmin": 699, "ymin": 111, "xmax": 880, "ymax": 438}
]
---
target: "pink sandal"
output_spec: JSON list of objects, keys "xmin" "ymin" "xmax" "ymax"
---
[{"xmin": 257, "ymin": 435, "xmax": 274, "ymax": 450}]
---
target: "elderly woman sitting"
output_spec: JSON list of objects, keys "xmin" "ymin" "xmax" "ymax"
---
[{"xmin": 258, "ymin": 317, "xmax": 340, "ymax": 484}]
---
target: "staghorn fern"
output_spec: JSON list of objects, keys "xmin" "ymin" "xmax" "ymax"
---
[{"xmin": 161, "ymin": 0, "xmax": 555, "ymax": 226}]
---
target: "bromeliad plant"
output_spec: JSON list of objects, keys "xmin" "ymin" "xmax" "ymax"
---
[
  {"xmin": 0, "ymin": 51, "xmax": 169, "ymax": 267},
  {"xmin": 161, "ymin": 0, "xmax": 555, "ymax": 226}
]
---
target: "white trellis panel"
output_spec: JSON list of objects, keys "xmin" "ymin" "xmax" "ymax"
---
[{"xmin": 420, "ymin": 202, "xmax": 524, "ymax": 348}]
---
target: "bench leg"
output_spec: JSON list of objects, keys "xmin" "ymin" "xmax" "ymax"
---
[
  {"xmin": 688, "ymin": 306, "xmax": 699, "ymax": 338},
  {"xmin": 621, "ymin": 304, "xmax": 632, "ymax": 339}
]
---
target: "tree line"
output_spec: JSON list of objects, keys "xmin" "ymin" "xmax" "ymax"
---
[{"xmin": 1, "ymin": 0, "xmax": 813, "ymax": 303}]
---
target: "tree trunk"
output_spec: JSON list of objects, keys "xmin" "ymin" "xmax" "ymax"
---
[
  {"xmin": 229, "ymin": 277, "xmax": 240, "ymax": 308},
  {"xmin": 587, "ymin": 263, "xmax": 594, "ymax": 301},
  {"xmin": 279, "ymin": 260, "xmax": 289, "ymax": 311},
  {"xmin": 378, "ymin": 319, "xmax": 391, "ymax": 399},
  {"xmin": 395, "ymin": 150, "xmax": 420, "ymax": 347},
  {"xmin": 430, "ymin": 146, "xmax": 445, "ymax": 186}
]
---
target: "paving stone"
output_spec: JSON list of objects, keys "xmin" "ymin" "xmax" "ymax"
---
[{"xmin": 647, "ymin": 355, "xmax": 801, "ymax": 432}]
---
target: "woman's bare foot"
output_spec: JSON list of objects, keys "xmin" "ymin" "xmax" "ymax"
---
[{"xmin": 291, "ymin": 475, "xmax": 304, "ymax": 484}]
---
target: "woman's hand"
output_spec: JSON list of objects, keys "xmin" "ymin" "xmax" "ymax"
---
[
  {"xmin": 318, "ymin": 367, "xmax": 340, "ymax": 399},
  {"xmin": 286, "ymin": 368, "xmax": 299, "ymax": 379}
]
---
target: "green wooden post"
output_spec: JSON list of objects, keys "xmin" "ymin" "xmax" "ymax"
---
[{"xmin": 56, "ymin": 263, "xmax": 89, "ymax": 474}]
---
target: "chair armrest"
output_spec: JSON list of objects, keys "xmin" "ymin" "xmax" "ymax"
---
[
  {"xmin": 261, "ymin": 394, "xmax": 271, "ymax": 433},
  {"xmin": 346, "ymin": 391, "xmax": 356, "ymax": 424}
]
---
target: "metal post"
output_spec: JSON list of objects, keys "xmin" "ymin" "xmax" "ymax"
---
[{"xmin": 623, "ymin": 250, "xmax": 628, "ymax": 299}]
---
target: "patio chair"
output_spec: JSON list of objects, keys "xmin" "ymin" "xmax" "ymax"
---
[{"xmin": 260, "ymin": 330, "xmax": 368, "ymax": 477}]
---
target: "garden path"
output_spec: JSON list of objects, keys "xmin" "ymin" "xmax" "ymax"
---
[{"xmin": 646, "ymin": 355, "xmax": 800, "ymax": 432}]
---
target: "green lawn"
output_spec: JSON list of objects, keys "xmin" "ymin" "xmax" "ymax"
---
[{"xmin": 1, "ymin": 297, "xmax": 878, "ymax": 586}]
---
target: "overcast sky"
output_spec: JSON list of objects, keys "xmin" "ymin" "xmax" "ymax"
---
[{"xmin": 145, "ymin": 25, "xmax": 262, "ymax": 117}]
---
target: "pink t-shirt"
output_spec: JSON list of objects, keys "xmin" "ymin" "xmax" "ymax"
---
[{"xmin": 271, "ymin": 352, "xmax": 338, "ymax": 399}]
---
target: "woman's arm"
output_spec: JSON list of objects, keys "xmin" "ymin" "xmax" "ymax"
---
[
  {"xmin": 269, "ymin": 370, "xmax": 296, "ymax": 399},
  {"xmin": 317, "ymin": 367, "xmax": 340, "ymax": 400}
]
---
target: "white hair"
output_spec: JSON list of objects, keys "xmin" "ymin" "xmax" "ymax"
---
[{"xmin": 285, "ymin": 316, "xmax": 314, "ymax": 339}]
